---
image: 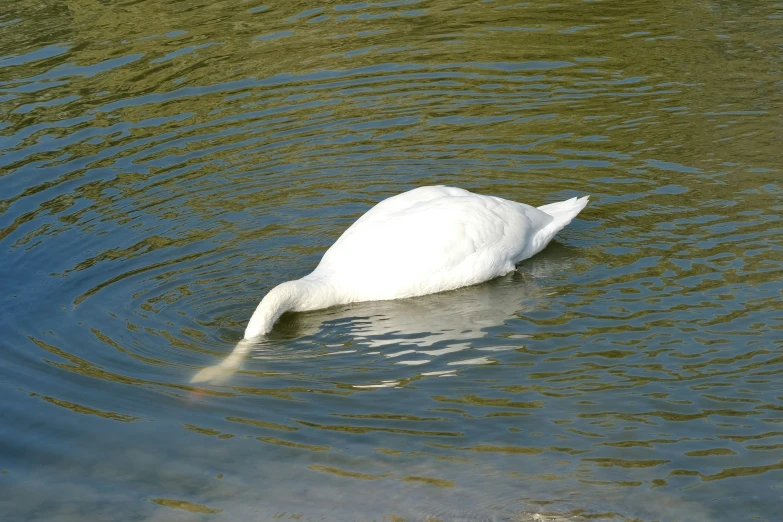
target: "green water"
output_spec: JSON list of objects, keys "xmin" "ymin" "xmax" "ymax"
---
[{"xmin": 1, "ymin": 0, "xmax": 782, "ymax": 520}]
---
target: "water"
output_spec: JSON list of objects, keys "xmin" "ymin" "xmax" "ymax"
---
[{"xmin": 1, "ymin": 0, "xmax": 782, "ymax": 520}]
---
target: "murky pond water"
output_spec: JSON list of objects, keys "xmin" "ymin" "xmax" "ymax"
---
[{"xmin": 1, "ymin": 0, "xmax": 782, "ymax": 520}]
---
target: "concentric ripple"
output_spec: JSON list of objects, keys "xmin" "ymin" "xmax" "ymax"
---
[{"xmin": 1, "ymin": 0, "xmax": 782, "ymax": 520}]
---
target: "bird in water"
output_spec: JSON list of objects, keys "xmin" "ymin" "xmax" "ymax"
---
[{"xmin": 191, "ymin": 186, "xmax": 588, "ymax": 383}]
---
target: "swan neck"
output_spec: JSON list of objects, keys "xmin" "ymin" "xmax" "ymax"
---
[{"xmin": 243, "ymin": 279, "xmax": 333, "ymax": 339}]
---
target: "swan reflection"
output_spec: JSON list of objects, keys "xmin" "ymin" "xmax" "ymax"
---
[{"xmin": 191, "ymin": 245, "xmax": 576, "ymax": 384}]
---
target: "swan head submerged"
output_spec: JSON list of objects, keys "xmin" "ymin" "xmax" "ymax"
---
[
  {"xmin": 190, "ymin": 338, "xmax": 254, "ymax": 384},
  {"xmin": 191, "ymin": 279, "xmax": 337, "ymax": 384}
]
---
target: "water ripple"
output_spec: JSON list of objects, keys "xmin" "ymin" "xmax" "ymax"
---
[{"xmin": 1, "ymin": 0, "xmax": 782, "ymax": 521}]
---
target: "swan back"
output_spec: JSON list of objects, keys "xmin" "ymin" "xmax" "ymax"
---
[{"xmin": 308, "ymin": 187, "xmax": 555, "ymax": 302}]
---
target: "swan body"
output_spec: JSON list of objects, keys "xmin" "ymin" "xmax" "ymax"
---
[{"xmin": 243, "ymin": 186, "xmax": 588, "ymax": 339}]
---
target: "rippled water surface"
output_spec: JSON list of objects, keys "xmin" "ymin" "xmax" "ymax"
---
[{"xmin": 2, "ymin": 0, "xmax": 782, "ymax": 520}]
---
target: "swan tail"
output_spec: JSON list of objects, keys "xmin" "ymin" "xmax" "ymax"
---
[
  {"xmin": 531, "ymin": 195, "xmax": 589, "ymax": 254},
  {"xmin": 537, "ymin": 195, "xmax": 590, "ymax": 221}
]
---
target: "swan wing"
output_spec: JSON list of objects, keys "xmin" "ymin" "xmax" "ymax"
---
[
  {"xmin": 310, "ymin": 189, "xmax": 552, "ymax": 300},
  {"xmin": 348, "ymin": 186, "xmax": 473, "ymax": 229}
]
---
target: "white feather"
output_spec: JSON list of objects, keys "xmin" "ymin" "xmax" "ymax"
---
[
  {"xmin": 192, "ymin": 186, "xmax": 588, "ymax": 383},
  {"xmin": 243, "ymin": 186, "xmax": 588, "ymax": 339}
]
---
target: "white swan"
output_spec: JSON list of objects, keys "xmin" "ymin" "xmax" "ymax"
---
[{"xmin": 191, "ymin": 186, "xmax": 588, "ymax": 383}]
